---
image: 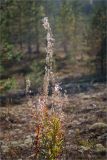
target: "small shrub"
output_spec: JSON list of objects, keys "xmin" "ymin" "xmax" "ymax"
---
[
  {"xmin": 35, "ymin": 106, "xmax": 64, "ymax": 160},
  {"xmin": 27, "ymin": 59, "xmax": 45, "ymax": 88},
  {"xmin": 0, "ymin": 78, "xmax": 16, "ymax": 94}
]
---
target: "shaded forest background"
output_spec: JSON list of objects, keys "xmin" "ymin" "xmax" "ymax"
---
[{"xmin": 0, "ymin": 0, "xmax": 106, "ymax": 95}]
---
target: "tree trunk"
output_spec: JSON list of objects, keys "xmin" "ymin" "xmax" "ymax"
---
[
  {"xmin": 27, "ymin": 28, "xmax": 32, "ymax": 54},
  {"xmin": 19, "ymin": 6, "xmax": 23, "ymax": 51},
  {"xmin": 35, "ymin": 24, "xmax": 40, "ymax": 54},
  {"xmin": 96, "ymin": 37, "xmax": 106, "ymax": 80}
]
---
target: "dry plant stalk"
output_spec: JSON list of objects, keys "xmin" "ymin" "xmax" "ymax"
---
[
  {"xmin": 42, "ymin": 17, "xmax": 68, "ymax": 113},
  {"xmin": 43, "ymin": 17, "xmax": 55, "ymax": 102},
  {"xmin": 25, "ymin": 17, "xmax": 69, "ymax": 160},
  {"xmin": 34, "ymin": 17, "xmax": 67, "ymax": 160}
]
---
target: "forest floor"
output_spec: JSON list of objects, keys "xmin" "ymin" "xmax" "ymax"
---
[{"xmin": 0, "ymin": 82, "xmax": 107, "ymax": 160}]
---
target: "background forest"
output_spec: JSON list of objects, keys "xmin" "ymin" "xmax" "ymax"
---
[
  {"xmin": 0, "ymin": 0, "xmax": 106, "ymax": 94},
  {"xmin": 0, "ymin": 1, "xmax": 107, "ymax": 160}
]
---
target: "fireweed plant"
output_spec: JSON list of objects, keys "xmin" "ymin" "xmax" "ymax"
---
[{"xmin": 26, "ymin": 17, "xmax": 69, "ymax": 160}]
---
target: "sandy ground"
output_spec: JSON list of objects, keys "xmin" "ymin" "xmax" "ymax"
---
[{"xmin": 0, "ymin": 83, "xmax": 107, "ymax": 160}]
